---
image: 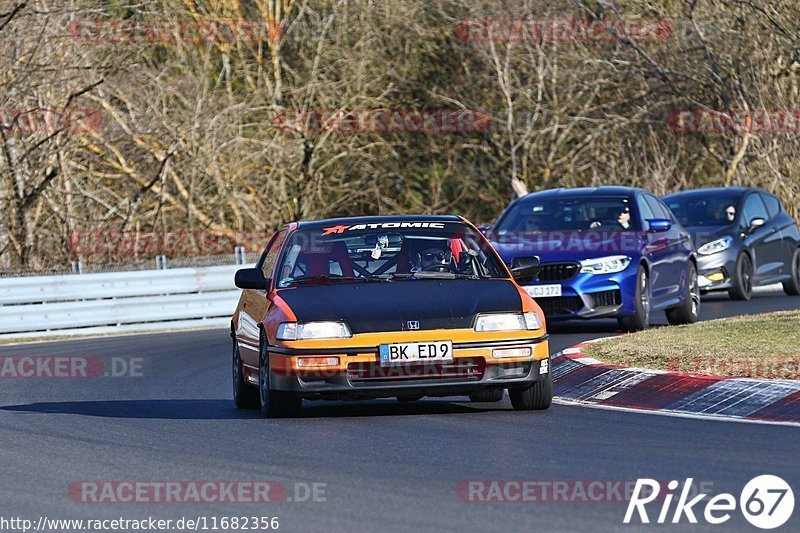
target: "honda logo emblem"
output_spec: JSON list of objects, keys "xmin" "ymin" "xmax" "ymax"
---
[{"xmin": 407, "ymin": 321, "xmax": 420, "ymax": 330}]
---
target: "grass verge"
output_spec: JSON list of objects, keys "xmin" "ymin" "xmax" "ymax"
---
[{"xmin": 582, "ymin": 311, "xmax": 800, "ymax": 379}]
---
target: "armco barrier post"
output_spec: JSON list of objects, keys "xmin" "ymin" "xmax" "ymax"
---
[{"xmin": 235, "ymin": 246, "xmax": 246, "ymax": 265}]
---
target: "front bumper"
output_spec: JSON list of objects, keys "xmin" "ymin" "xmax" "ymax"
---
[
  {"xmin": 521, "ymin": 266, "xmax": 637, "ymax": 320},
  {"xmin": 262, "ymin": 335, "xmax": 550, "ymax": 400},
  {"xmin": 696, "ymin": 249, "xmax": 737, "ymax": 292}
]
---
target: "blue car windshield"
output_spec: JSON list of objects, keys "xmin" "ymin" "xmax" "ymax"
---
[
  {"xmin": 665, "ymin": 195, "xmax": 740, "ymax": 227},
  {"xmin": 495, "ymin": 197, "xmax": 638, "ymax": 233}
]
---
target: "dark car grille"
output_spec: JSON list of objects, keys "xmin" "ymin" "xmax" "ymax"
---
[
  {"xmin": 347, "ymin": 358, "xmax": 485, "ymax": 383},
  {"xmin": 537, "ymin": 262, "xmax": 581, "ymax": 282},
  {"xmin": 535, "ymin": 290, "xmax": 621, "ymax": 316},
  {"xmin": 587, "ymin": 289, "xmax": 622, "ymax": 308},
  {"xmin": 537, "ymin": 296, "xmax": 584, "ymax": 315}
]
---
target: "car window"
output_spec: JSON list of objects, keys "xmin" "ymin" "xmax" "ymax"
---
[
  {"xmin": 665, "ymin": 194, "xmax": 741, "ymax": 227},
  {"xmin": 275, "ymin": 221, "xmax": 507, "ymax": 287},
  {"xmin": 760, "ymin": 193, "xmax": 782, "ymax": 219},
  {"xmin": 654, "ymin": 198, "xmax": 677, "ymax": 222},
  {"xmin": 742, "ymin": 194, "xmax": 770, "ymax": 227},
  {"xmin": 494, "ymin": 196, "xmax": 638, "ymax": 232},
  {"xmin": 260, "ymin": 228, "xmax": 288, "ymax": 279},
  {"xmin": 644, "ymin": 195, "xmax": 669, "ymax": 219},
  {"xmin": 636, "ymin": 195, "xmax": 655, "ymax": 221}
]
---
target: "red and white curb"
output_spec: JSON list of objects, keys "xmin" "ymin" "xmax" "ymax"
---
[{"xmin": 552, "ymin": 338, "xmax": 800, "ymax": 427}]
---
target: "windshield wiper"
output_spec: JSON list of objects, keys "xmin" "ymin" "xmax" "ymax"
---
[
  {"xmin": 287, "ymin": 275, "xmax": 388, "ymax": 286},
  {"xmin": 383, "ymin": 272, "xmax": 480, "ymax": 280}
]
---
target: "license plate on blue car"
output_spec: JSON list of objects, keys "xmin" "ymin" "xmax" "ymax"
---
[{"xmin": 525, "ymin": 284, "xmax": 562, "ymax": 298}]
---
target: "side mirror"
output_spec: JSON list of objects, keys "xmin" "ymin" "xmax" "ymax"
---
[
  {"xmin": 647, "ymin": 218, "xmax": 672, "ymax": 233},
  {"xmin": 510, "ymin": 256, "xmax": 541, "ymax": 282},
  {"xmin": 235, "ymin": 268, "xmax": 270, "ymax": 290},
  {"xmin": 477, "ymin": 225, "xmax": 492, "ymax": 235},
  {"xmin": 749, "ymin": 217, "xmax": 766, "ymax": 231}
]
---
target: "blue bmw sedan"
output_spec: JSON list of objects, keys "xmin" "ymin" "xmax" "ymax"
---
[{"xmin": 487, "ymin": 187, "xmax": 700, "ymax": 331}]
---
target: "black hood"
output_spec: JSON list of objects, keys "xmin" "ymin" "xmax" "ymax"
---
[{"xmin": 276, "ymin": 279, "xmax": 523, "ymax": 334}]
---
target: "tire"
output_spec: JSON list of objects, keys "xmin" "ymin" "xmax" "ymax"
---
[
  {"xmin": 509, "ymin": 371, "xmax": 552, "ymax": 410},
  {"xmin": 666, "ymin": 262, "xmax": 700, "ymax": 325},
  {"xmin": 729, "ymin": 253, "xmax": 754, "ymax": 300},
  {"xmin": 783, "ymin": 249, "xmax": 800, "ymax": 296},
  {"xmin": 258, "ymin": 333, "xmax": 302, "ymax": 418},
  {"xmin": 233, "ymin": 339, "xmax": 258, "ymax": 408},
  {"xmin": 468, "ymin": 388, "xmax": 504, "ymax": 403},
  {"xmin": 618, "ymin": 265, "xmax": 651, "ymax": 332}
]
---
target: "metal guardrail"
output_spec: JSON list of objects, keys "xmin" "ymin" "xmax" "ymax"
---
[{"xmin": 0, "ymin": 264, "xmax": 244, "ymax": 340}]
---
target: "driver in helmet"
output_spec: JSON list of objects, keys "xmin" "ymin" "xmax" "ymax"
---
[{"xmin": 411, "ymin": 240, "xmax": 452, "ymax": 272}]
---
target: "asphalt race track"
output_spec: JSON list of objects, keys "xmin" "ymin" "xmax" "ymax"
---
[{"xmin": 1, "ymin": 290, "xmax": 799, "ymax": 532}]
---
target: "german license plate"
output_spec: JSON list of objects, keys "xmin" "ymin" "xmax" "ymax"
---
[
  {"xmin": 379, "ymin": 341, "xmax": 453, "ymax": 366},
  {"xmin": 525, "ymin": 284, "xmax": 562, "ymax": 298}
]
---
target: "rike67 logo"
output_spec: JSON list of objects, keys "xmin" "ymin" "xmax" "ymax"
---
[{"xmin": 625, "ymin": 476, "xmax": 794, "ymax": 529}]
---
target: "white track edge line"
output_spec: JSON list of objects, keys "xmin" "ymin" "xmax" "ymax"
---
[{"xmin": 553, "ymin": 398, "xmax": 800, "ymax": 428}]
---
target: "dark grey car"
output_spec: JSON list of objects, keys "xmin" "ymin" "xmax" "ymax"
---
[{"xmin": 663, "ymin": 187, "xmax": 800, "ymax": 300}]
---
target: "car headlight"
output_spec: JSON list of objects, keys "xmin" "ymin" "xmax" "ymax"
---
[
  {"xmin": 697, "ymin": 237, "xmax": 732, "ymax": 256},
  {"xmin": 276, "ymin": 321, "xmax": 352, "ymax": 340},
  {"xmin": 474, "ymin": 311, "xmax": 542, "ymax": 332},
  {"xmin": 580, "ymin": 255, "xmax": 631, "ymax": 274}
]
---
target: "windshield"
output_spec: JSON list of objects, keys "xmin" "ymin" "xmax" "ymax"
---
[
  {"xmin": 665, "ymin": 195, "xmax": 740, "ymax": 227},
  {"xmin": 275, "ymin": 221, "xmax": 507, "ymax": 287},
  {"xmin": 495, "ymin": 196, "xmax": 638, "ymax": 234}
]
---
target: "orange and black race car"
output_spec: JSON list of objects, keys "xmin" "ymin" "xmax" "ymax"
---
[{"xmin": 231, "ymin": 215, "xmax": 550, "ymax": 417}]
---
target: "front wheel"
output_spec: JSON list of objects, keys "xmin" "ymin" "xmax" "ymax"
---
[
  {"xmin": 783, "ymin": 249, "xmax": 800, "ymax": 296},
  {"xmin": 618, "ymin": 266, "xmax": 650, "ymax": 332},
  {"xmin": 729, "ymin": 253, "xmax": 753, "ymax": 300},
  {"xmin": 258, "ymin": 335, "xmax": 302, "ymax": 418},
  {"xmin": 509, "ymin": 372, "xmax": 552, "ymax": 410},
  {"xmin": 233, "ymin": 340, "xmax": 258, "ymax": 409},
  {"xmin": 666, "ymin": 262, "xmax": 700, "ymax": 325}
]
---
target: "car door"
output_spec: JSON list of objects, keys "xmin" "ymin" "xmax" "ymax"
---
[
  {"xmin": 655, "ymin": 198, "xmax": 694, "ymax": 304},
  {"xmin": 741, "ymin": 193, "xmax": 785, "ymax": 282},
  {"xmin": 235, "ymin": 228, "xmax": 288, "ymax": 368},
  {"xmin": 760, "ymin": 192, "xmax": 796, "ymax": 269},
  {"xmin": 657, "ymin": 196, "xmax": 696, "ymax": 302},
  {"xmin": 636, "ymin": 194, "xmax": 670, "ymax": 303}
]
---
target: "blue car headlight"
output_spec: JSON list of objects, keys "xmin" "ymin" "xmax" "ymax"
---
[
  {"xmin": 697, "ymin": 237, "xmax": 732, "ymax": 256},
  {"xmin": 580, "ymin": 255, "xmax": 632, "ymax": 275}
]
